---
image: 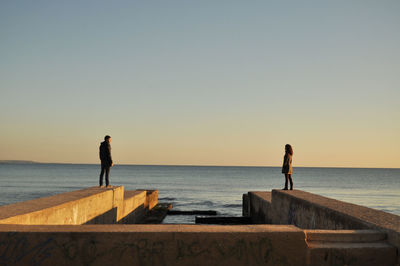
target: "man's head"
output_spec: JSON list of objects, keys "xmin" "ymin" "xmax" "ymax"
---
[{"xmin": 104, "ymin": 135, "xmax": 111, "ymax": 143}]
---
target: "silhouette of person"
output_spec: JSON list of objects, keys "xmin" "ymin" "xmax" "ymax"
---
[
  {"xmin": 282, "ymin": 144, "xmax": 293, "ymax": 190},
  {"xmin": 99, "ymin": 135, "xmax": 114, "ymax": 187}
]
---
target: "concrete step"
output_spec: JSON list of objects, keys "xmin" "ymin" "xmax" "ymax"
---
[
  {"xmin": 124, "ymin": 190, "xmax": 145, "ymax": 200},
  {"xmin": 305, "ymin": 229, "xmax": 387, "ymax": 243},
  {"xmin": 307, "ymin": 241, "xmax": 396, "ymax": 266},
  {"xmin": 306, "ymin": 230, "xmax": 396, "ymax": 266},
  {"xmin": 307, "ymin": 241, "xmax": 393, "ymax": 249}
]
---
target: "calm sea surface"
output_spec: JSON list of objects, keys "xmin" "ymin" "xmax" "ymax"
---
[{"xmin": 0, "ymin": 163, "xmax": 399, "ymax": 223}]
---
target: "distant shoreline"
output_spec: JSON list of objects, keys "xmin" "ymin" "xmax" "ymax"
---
[
  {"xmin": 0, "ymin": 160, "xmax": 38, "ymax": 164},
  {"xmin": 0, "ymin": 160, "xmax": 398, "ymax": 169}
]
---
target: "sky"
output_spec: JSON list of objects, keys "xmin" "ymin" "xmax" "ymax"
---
[{"xmin": 1, "ymin": 1, "xmax": 399, "ymax": 168}]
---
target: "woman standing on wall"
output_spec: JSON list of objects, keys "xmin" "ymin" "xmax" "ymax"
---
[{"xmin": 282, "ymin": 144, "xmax": 294, "ymax": 190}]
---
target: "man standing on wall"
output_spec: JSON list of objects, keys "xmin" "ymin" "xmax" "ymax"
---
[{"xmin": 99, "ymin": 135, "xmax": 114, "ymax": 187}]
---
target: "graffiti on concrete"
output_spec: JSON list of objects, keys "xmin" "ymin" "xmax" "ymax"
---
[
  {"xmin": 0, "ymin": 232, "xmax": 290, "ymax": 266},
  {"xmin": 0, "ymin": 232, "xmax": 55, "ymax": 266},
  {"xmin": 175, "ymin": 238, "xmax": 277, "ymax": 264}
]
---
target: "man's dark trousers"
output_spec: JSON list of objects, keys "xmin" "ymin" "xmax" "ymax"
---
[{"xmin": 99, "ymin": 163, "xmax": 110, "ymax": 186}]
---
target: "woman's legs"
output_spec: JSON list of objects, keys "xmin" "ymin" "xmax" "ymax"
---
[
  {"xmin": 283, "ymin": 174, "xmax": 293, "ymax": 190},
  {"xmin": 283, "ymin": 174, "xmax": 289, "ymax": 190}
]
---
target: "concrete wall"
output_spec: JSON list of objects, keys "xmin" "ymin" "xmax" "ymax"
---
[
  {"xmin": 305, "ymin": 229, "xmax": 396, "ymax": 266},
  {"xmin": 0, "ymin": 224, "xmax": 307, "ymax": 266},
  {"xmin": 246, "ymin": 189, "xmax": 400, "ymax": 265},
  {"xmin": 0, "ymin": 187, "xmax": 398, "ymax": 265},
  {"xmin": 270, "ymin": 190, "xmax": 370, "ymax": 229},
  {"xmin": 0, "ymin": 224, "xmax": 394, "ymax": 266},
  {"xmin": 118, "ymin": 190, "xmax": 159, "ymax": 224},
  {"xmin": 247, "ymin": 192, "xmax": 272, "ymax": 224},
  {"xmin": 145, "ymin": 190, "xmax": 159, "ymax": 210},
  {"xmin": 0, "ymin": 186, "xmax": 157, "ymax": 225}
]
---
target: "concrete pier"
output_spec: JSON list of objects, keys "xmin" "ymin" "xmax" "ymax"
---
[
  {"xmin": 0, "ymin": 188, "xmax": 399, "ymax": 265},
  {"xmin": 0, "ymin": 186, "xmax": 158, "ymax": 225},
  {"xmin": 244, "ymin": 189, "xmax": 400, "ymax": 265}
]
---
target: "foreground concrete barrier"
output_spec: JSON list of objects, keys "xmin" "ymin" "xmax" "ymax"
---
[
  {"xmin": 0, "ymin": 187, "xmax": 158, "ymax": 225},
  {"xmin": 305, "ymin": 230, "xmax": 396, "ymax": 266},
  {"xmin": 0, "ymin": 187, "xmax": 398, "ymax": 265},
  {"xmin": 245, "ymin": 189, "xmax": 400, "ymax": 265},
  {"xmin": 0, "ymin": 224, "xmax": 307, "ymax": 266}
]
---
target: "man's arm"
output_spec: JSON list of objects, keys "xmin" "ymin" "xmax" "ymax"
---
[{"xmin": 107, "ymin": 144, "xmax": 113, "ymax": 166}]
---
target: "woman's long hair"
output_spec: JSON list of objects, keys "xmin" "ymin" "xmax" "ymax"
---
[{"xmin": 285, "ymin": 144, "xmax": 293, "ymax": 155}]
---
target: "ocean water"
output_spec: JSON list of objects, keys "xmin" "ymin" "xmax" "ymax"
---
[{"xmin": 0, "ymin": 163, "xmax": 399, "ymax": 224}]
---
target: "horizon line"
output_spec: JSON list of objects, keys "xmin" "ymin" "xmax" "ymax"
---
[{"xmin": 0, "ymin": 160, "xmax": 398, "ymax": 169}]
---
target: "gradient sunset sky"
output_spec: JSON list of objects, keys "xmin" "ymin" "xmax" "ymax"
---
[{"xmin": 1, "ymin": 1, "xmax": 399, "ymax": 168}]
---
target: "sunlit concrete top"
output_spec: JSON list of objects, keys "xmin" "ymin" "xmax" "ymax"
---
[
  {"xmin": 0, "ymin": 224, "xmax": 303, "ymax": 233},
  {"xmin": 0, "ymin": 187, "xmax": 118, "ymax": 220},
  {"xmin": 0, "ymin": 186, "xmax": 157, "ymax": 225}
]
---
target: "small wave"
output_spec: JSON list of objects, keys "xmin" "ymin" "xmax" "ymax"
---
[
  {"xmin": 192, "ymin": 201, "xmax": 214, "ymax": 206},
  {"xmin": 176, "ymin": 201, "xmax": 214, "ymax": 207},
  {"xmin": 159, "ymin": 197, "xmax": 176, "ymax": 201}
]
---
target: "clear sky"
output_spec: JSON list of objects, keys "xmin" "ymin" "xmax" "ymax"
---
[{"xmin": 1, "ymin": 1, "xmax": 399, "ymax": 167}]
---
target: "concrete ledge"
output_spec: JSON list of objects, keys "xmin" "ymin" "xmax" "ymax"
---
[
  {"xmin": 144, "ymin": 190, "xmax": 158, "ymax": 210},
  {"xmin": 118, "ymin": 191, "xmax": 147, "ymax": 224},
  {"xmin": 246, "ymin": 189, "xmax": 400, "ymax": 265},
  {"xmin": 0, "ymin": 187, "xmax": 124, "ymax": 225},
  {"xmin": 0, "ymin": 224, "xmax": 307, "ymax": 266},
  {"xmin": 271, "ymin": 189, "xmax": 400, "ymax": 261},
  {"xmin": 306, "ymin": 241, "xmax": 396, "ymax": 266},
  {"xmin": 305, "ymin": 230, "xmax": 387, "ymax": 243},
  {"xmin": 0, "ymin": 187, "xmax": 117, "ymax": 220},
  {"xmin": 248, "ymin": 192, "xmax": 272, "ymax": 224},
  {"xmin": 272, "ymin": 190, "xmax": 399, "ymax": 231},
  {"xmin": 0, "ymin": 187, "xmax": 158, "ymax": 225}
]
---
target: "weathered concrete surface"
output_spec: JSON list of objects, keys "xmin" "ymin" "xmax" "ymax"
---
[
  {"xmin": 0, "ymin": 224, "xmax": 307, "ymax": 266},
  {"xmin": 271, "ymin": 189, "xmax": 400, "ymax": 263},
  {"xmin": 0, "ymin": 187, "xmax": 124, "ymax": 225},
  {"xmin": 144, "ymin": 190, "xmax": 158, "ymax": 210},
  {"xmin": 305, "ymin": 230, "xmax": 396, "ymax": 266},
  {"xmin": 305, "ymin": 229, "xmax": 387, "ymax": 243},
  {"xmin": 307, "ymin": 241, "xmax": 396, "ymax": 266},
  {"xmin": 248, "ymin": 192, "xmax": 272, "ymax": 224},
  {"xmin": 0, "ymin": 187, "xmax": 157, "ymax": 225},
  {"xmin": 117, "ymin": 190, "xmax": 147, "ymax": 224},
  {"xmin": 246, "ymin": 189, "xmax": 400, "ymax": 265}
]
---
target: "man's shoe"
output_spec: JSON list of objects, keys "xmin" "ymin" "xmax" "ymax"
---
[
  {"xmin": 282, "ymin": 187, "xmax": 288, "ymax": 190},
  {"xmin": 99, "ymin": 185, "xmax": 105, "ymax": 188}
]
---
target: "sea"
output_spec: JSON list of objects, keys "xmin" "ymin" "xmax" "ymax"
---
[{"xmin": 0, "ymin": 163, "xmax": 399, "ymax": 224}]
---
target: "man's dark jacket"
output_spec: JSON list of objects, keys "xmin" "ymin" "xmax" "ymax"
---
[{"xmin": 99, "ymin": 141, "xmax": 113, "ymax": 167}]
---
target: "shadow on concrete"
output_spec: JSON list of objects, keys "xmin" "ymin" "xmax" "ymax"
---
[
  {"xmin": 118, "ymin": 204, "xmax": 146, "ymax": 224},
  {"xmin": 84, "ymin": 207, "xmax": 118, "ymax": 224}
]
